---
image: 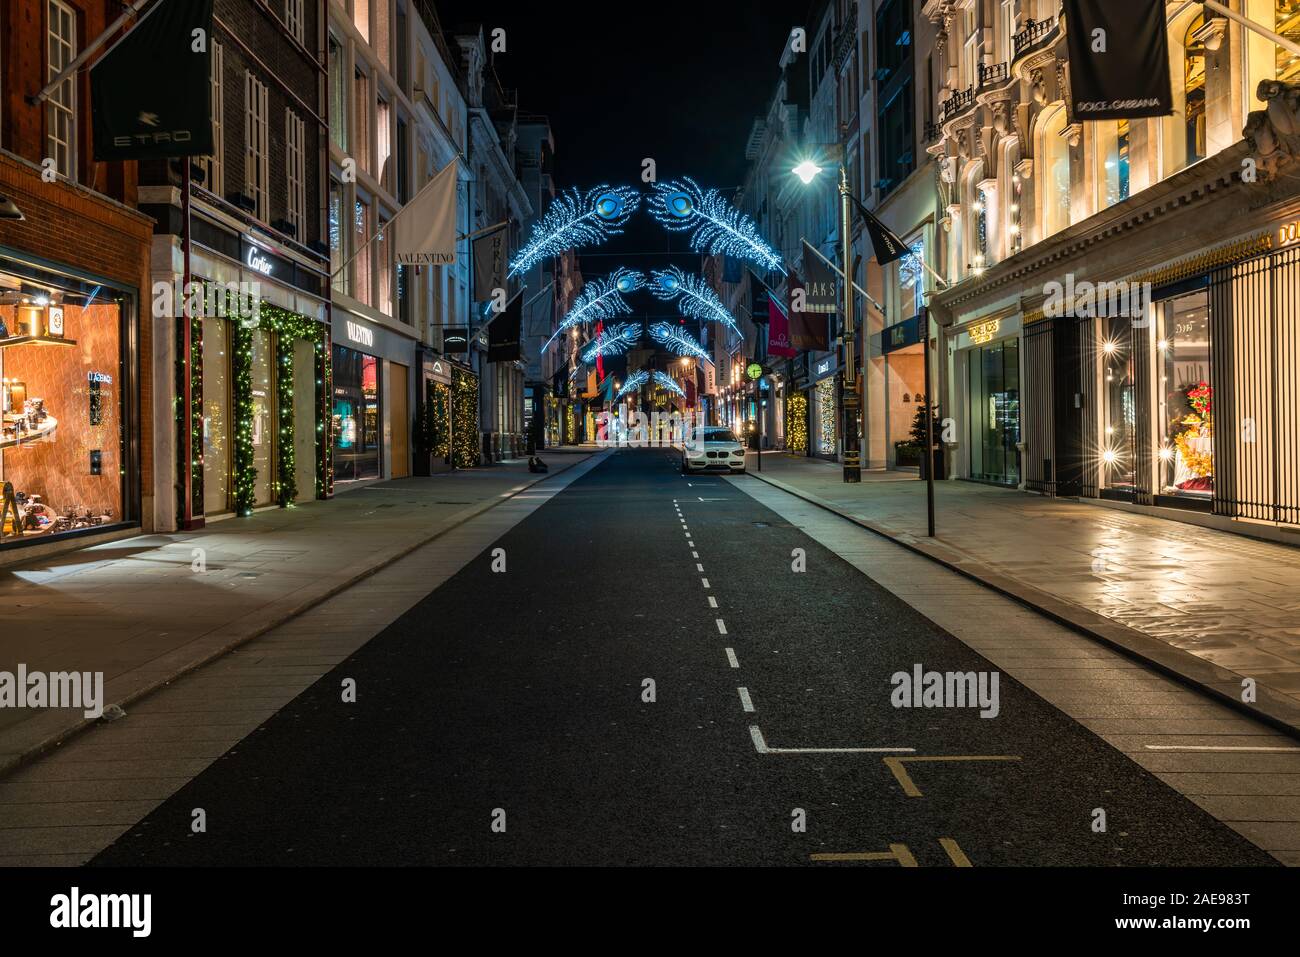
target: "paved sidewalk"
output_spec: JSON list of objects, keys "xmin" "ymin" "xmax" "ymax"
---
[
  {"xmin": 0, "ymin": 452, "xmax": 598, "ymax": 773},
  {"xmin": 738, "ymin": 451, "xmax": 1300, "ymax": 735}
]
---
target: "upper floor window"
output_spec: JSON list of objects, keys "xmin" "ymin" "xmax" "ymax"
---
[
  {"xmin": 285, "ymin": 0, "xmax": 304, "ymax": 44},
  {"xmin": 353, "ymin": 0, "xmax": 370, "ymax": 43},
  {"xmin": 46, "ymin": 0, "xmax": 77, "ymax": 180},
  {"xmin": 997, "ymin": 0, "xmax": 1016, "ymax": 63},
  {"xmin": 329, "ymin": 35, "xmax": 347, "ymax": 153},
  {"xmin": 1097, "ymin": 119, "xmax": 1130, "ymax": 210},
  {"xmin": 1280, "ymin": 0, "xmax": 1300, "ymax": 82},
  {"xmin": 1039, "ymin": 106, "xmax": 1071, "ymax": 239},
  {"xmin": 200, "ymin": 40, "xmax": 225, "ymax": 195},
  {"xmin": 285, "ymin": 108, "xmax": 306, "ymax": 238},
  {"xmin": 1183, "ymin": 15, "xmax": 1207, "ymax": 166},
  {"xmin": 354, "ymin": 68, "xmax": 371, "ymax": 174},
  {"xmin": 244, "ymin": 72, "xmax": 270, "ymax": 220}
]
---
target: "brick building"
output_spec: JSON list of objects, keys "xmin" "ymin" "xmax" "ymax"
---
[
  {"xmin": 0, "ymin": 0, "xmax": 154, "ymax": 562},
  {"xmin": 138, "ymin": 0, "xmax": 330, "ymax": 529}
]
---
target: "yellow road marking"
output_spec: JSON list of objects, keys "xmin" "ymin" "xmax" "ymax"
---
[
  {"xmin": 939, "ymin": 837, "xmax": 973, "ymax": 867},
  {"xmin": 810, "ymin": 843, "xmax": 917, "ymax": 866},
  {"xmin": 883, "ymin": 755, "xmax": 1022, "ymax": 798}
]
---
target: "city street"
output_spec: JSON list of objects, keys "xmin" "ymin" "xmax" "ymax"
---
[{"xmin": 59, "ymin": 449, "xmax": 1277, "ymax": 867}]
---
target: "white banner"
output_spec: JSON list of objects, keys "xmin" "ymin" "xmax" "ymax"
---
[{"xmin": 393, "ymin": 159, "xmax": 457, "ymax": 266}]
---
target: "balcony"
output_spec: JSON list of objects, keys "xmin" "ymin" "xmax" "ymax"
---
[
  {"xmin": 941, "ymin": 87, "xmax": 975, "ymax": 124},
  {"xmin": 978, "ymin": 61, "xmax": 1009, "ymax": 88},
  {"xmin": 1013, "ymin": 16, "xmax": 1059, "ymax": 60}
]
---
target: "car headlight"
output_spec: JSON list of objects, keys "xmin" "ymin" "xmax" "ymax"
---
[{"xmin": 731, "ymin": 448, "xmax": 744, "ymax": 456}]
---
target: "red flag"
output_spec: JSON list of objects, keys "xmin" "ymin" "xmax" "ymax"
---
[
  {"xmin": 768, "ymin": 294, "xmax": 796, "ymax": 357},
  {"xmin": 788, "ymin": 273, "xmax": 830, "ymax": 351},
  {"xmin": 595, "ymin": 320, "xmax": 604, "ymax": 381}
]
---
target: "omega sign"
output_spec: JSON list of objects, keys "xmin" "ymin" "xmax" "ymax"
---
[{"xmin": 345, "ymin": 320, "xmax": 374, "ymax": 348}]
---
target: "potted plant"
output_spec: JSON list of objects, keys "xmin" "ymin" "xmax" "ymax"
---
[{"xmin": 909, "ymin": 399, "xmax": 944, "ymax": 479}]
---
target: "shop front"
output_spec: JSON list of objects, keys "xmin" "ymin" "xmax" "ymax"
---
[
  {"xmin": 810, "ymin": 355, "xmax": 839, "ymax": 461},
  {"xmin": 948, "ymin": 312, "xmax": 1022, "ymax": 486},
  {"xmin": 1011, "ymin": 227, "xmax": 1300, "ymax": 536},
  {"xmin": 0, "ymin": 254, "xmax": 140, "ymax": 549},
  {"xmin": 330, "ymin": 310, "xmax": 417, "ymax": 484},
  {"xmin": 187, "ymin": 227, "xmax": 329, "ymax": 519}
]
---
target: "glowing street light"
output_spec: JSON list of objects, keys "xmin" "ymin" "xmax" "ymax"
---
[{"xmin": 792, "ymin": 160, "xmax": 823, "ymax": 185}]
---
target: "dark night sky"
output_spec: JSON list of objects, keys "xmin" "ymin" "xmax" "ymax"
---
[{"xmin": 437, "ymin": 1, "xmax": 809, "ymax": 372}]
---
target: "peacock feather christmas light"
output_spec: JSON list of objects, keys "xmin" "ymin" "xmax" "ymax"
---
[
  {"xmin": 510, "ymin": 185, "xmax": 641, "ymax": 276},
  {"xmin": 544, "ymin": 268, "xmax": 645, "ymax": 350},
  {"xmin": 650, "ymin": 266, "xmax": 740, "ymax": 337},
  {"xmin": 581, "ymin": 322, "xmax": 641, "ymax": 364},
  {"xmin": 649, "ymin": 321, "xmax": 714, "ymax": 366},
  {"xmin": 648, "ymin": 177, "xmax": 784, "ymax": 274},
  {"xmin": 652, "ymin": 371, "xmax": 685, "ymax": 398},
  {"xmin": 614, "ymin": 369, "xmax": 650, "ymax": 400}
]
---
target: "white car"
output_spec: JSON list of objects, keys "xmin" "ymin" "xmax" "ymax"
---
[{"xmin": 682, "ymin": 427, "xmax": 746, "ymax": 475}]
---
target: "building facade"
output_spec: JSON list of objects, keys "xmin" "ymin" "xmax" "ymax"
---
[
  {"xmin": 0, "ymin": 0, "xmax": 154, "ymax": 560},
  {"xmin": 926, "ymin": 0, "xmax": 1300, "ymax": 542}
]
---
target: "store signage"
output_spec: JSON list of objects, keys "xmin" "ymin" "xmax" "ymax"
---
[
  {"xmin": 87, "ymin": 372, "xmax": 113, "ymax": 384},
  {"xmin": 345, "ymin": 320, "xmax": 374, "ymax": 348},
  {"xmin": 969, "ymin": 318, "xmax": 1001, "ymax": 345},
  {"xmin": 47, "ymin": 307, "xmax": 65, "ymax": 337},
  {"xmin": 1063, "ymin": 0, "xmax": 1172, "ymax": 121},
  {"xmin": 246, "ymin": 247, "xmax": 274, "ymax": 276},
  {"xmin": 816, "ymin": 359, "xmax": 831, "ymax": 376},
  {"xmin": 1280, "ymin": 219, "xmax": 1300, "ymax": 247},
  {"xmin": 443, "ymin": 326, "xmax": 470, "ymax": 354}
]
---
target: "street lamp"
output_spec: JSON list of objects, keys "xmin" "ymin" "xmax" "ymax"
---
[{"xmin": 792, "ymin": 149, "xmax": 861, "ymax": 483}]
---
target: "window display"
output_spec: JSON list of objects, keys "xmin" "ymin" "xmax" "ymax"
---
[
  {"xmin": 967, "ymin": 339, "xmax": 1021, "ymax": 485},
  {"xmin": 1101, "ymin": 318, "xmax": 1136, "ymax": 492},
  {"xmin": 1157, "ymin": 291, "xmax": 1212, "ymax": 497},
  {"xmin": 332, "ymin": 344, "xmax": 380, "ymax": 481},
  {"xmin": 0, "ymin": 275, "xmax": 124, "ymax": 542}
]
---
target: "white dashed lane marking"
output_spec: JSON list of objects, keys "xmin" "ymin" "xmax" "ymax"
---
[
  {"xmin": 738, "ymin": 687, "xmax": 755, "ymax": 713},
  {"xmin": 716, "ymin": 619, "xmax": 727, "ymax": 635},
  {"xmin": 725, "ymin": 648, "xmax": 739, "ymax": 668}
]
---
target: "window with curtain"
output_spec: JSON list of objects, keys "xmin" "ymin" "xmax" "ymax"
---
[
  {"xmin": 354, "ymin": 69, "xmax": 371, "ymax": 174},
  {"xmin": 329, "ymin": 35, "xmax": 347, "ymax": 153}
]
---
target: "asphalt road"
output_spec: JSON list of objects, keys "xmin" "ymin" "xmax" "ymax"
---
[{"xmin": 91, "ymin": 449, "xmax": 1276, "ymax": 866}]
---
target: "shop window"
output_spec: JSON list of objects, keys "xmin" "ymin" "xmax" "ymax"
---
[
  {"xmin": 815, "ymin": 378, "xmax": 837, "ymax": 456},
  {"xmin": 1100, "ymin": 319, "xmax": 1137, "ymax": 492},
  {"xmin": 46, "ymin": 0, "xmax": 77, "ymax": 181},
  {"xmin": 1157, "ymin": 291, "xmax": 1213, "ymax": 498},
  {"xmin": 202, "ymin": 316, "xmax": 231, "ymax": 515},
  {"xmin": 331, "ymin": 344, "xmax": 381, "ymax": 481},
  {"xmin": 0, "ymin": 278, "xmax": 126, "ymax": 544},
  {"xmin": 250, "ymin": 329, "xmax": 273, "ymax": 507},
  {"xmin": 967, "ymin": 339, "xmax": 1021, "ymax": 485}
]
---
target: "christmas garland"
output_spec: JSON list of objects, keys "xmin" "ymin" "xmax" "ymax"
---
[
  {"xmin": 256, "ymin": 304, "xmax": 329, "ymax": 507},
  {"xmin": 451, "ymin": 367, "xmax": 479, "ymax": 468}
]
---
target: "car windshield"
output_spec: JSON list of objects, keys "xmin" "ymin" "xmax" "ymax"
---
[{"xmin": 704, "ymin": 429, "xmax": 739, "ymax": 444}]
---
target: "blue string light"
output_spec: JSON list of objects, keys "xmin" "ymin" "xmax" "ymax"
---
[
  {"xmin": 544, "ymin": 268, "xmax": 645, "ymax": 350},
  {"xmin": 652, "ymin": 370, "xmax": 685, "ymax": 398},
  {"xmin": 648, "ymin": 177, "xmax": 783, "ymax": 274},
  {"xmin": 649, "ymin": 266, "xmax": 740, "ymax": 337},
  {"xmin": 649, "ymin": 321, "xmax": 713, "ymax": 365},
  {"xmin": 580, "ymin": 322, "xmax": 641, "ymax": 364},
  {"xmin": 510, "ymin": 185, "xmax": 641, "ymax": 276},
  {"xmin": 614, "ymin": 369, "xmax": 650, "ymax": 400}
]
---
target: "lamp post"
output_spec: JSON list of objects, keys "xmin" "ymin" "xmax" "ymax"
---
[{"xmin": 793, "ymin": 154, "xmax": 860, "ymax": 482}]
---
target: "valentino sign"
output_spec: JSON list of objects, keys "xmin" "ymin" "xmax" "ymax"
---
[{"xmin": 344, "ymin": 320, "xmax": 374, "ymax": 348}]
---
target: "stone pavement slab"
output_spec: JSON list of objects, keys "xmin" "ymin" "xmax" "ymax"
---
[
  {"xmin": 0, "ymin": 453, "xmax": 597, "ymax": 776},
  {"xmin": 738, "ymin": 451, "xmax": 1300, "ymax": 736}
]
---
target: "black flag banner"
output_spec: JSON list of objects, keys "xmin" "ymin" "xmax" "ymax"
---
[
  {"xmin": 1063, "ymin": 0, "xmax": 1172, "ymax": 121},
  {"xmin": 799, "ymin": 241, "xmax": 839, "ymax": 314},
  {"xmin": 473, "ymin": 224, "xmax": 509, "ymax": 303},
  {"xmin": 851, "ymin": 196, "xmax": 910, "ymax": 266},
  {"xmin": 92, "ymin": 0, "xmax": 214, "ymax": 160},
  {"xmin": 487, "ymin": 290, "xmax": 523, "ymax": 363}
]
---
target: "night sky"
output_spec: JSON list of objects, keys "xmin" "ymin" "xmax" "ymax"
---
[{"xmin": 439, "ymin": 0, "xmax": 809, "ymax": 357}]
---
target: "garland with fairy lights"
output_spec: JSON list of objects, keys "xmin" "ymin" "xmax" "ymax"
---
[
  {"xmin": 202, "ymin": 289, "xmax": 328, "ymax": 515},
  {"xmin": 451, "ymin": 367, "xmax": 479, "ymax": 468},
  {"xmin": 257, "ymin": 304, "xmax": 329, "ymax": 507},
  {"xmin": 786, "ymin": 392, "xmax": 808, "ymax": 453},
  {"xmin": 432, "ymin": 381, "xmax": 451, "ymax": 458}
]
